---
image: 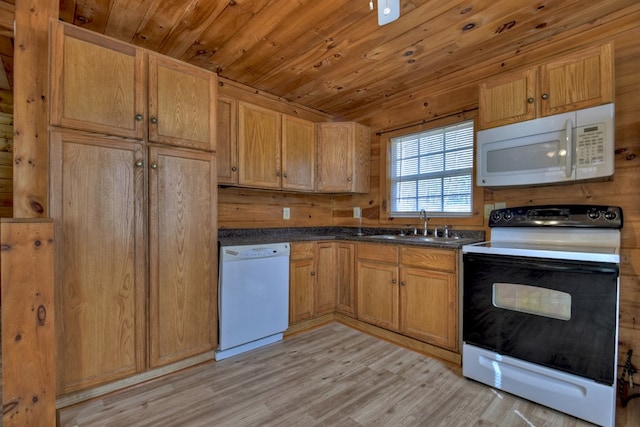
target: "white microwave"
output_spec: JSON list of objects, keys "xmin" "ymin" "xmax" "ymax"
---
[{"xmin": 476, "ymin": 103, "xmax": 615, "ymax": 187}]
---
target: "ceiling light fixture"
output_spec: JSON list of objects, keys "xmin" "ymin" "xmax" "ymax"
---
[{"xmin": 375, "ymin": 0, "xmax": 400, "ymax": 26}]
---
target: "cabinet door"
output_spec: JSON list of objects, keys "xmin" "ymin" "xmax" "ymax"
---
[
  {"xmin": 315, "ymin": 242, "xmax": 336, "ymax": 315},
  {"xmin": 356, "ymin": 260, "xmax": 399, "ymax": 331},
  {"xmin": 148, "ymin": 146, "xmax": 217, "ymax": 368},
  {"xmin": 238, "ymin": 101, "xmax": 282, "ymax": 188},
  {"xmin": 400, "ymin": 267, "xmax": 457, "ymax": 351},
  {"xmin": 148, "ymin": 54, "xmax": 216, "ymax": 151},
  {"xmin": 289, "ymin": 258, "xmax": 315, "ymax": 323},
  {"xmin": 478, "ymin": 68, "xmax": 537, "ymax": 129},
  {"xmin": 217, "ymin": 96, "xmax": 238, "ymax": 184},
  {"xmin": 49, "ymin": 22, "xmax": 145, "ymax": 139},
  {"xmin": 335, "ymin": 242, "xmax": 356, "ymax": 316},
  {"xmin": 50, "ymin": 130, "xmax": 146, "ymax": 394},
  {"xmin": 316, "ymin": 122, "xmax": 354, "ymax": 192},
  {"xmin": 539, "ymin": 43, "xmax": 614, "ymax": 116},
  {"xmin": 282, "ymin": 115, "xmax": 315, "ymax": 191}
]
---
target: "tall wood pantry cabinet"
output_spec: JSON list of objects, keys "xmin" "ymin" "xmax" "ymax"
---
[
  {"xmin": 478, "ymin": 43, "xmax": 614, "ymax": 130},
  {"xmin": 49, "ymin": 21, "xmax": 218, "ymax": 395}
]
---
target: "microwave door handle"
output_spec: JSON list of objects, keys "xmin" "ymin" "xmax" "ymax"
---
[{"xmin": 565, "ymin": 119, "xmax": 573, "ymax": 178}]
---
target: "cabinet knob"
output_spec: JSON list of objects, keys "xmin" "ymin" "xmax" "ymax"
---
[
  {"xmin": 401, "ymin": 281, "xmax": 406, "ymax": 286},
  {"xmin": 150, "ymin": 117, "xmax": 158, "ymax": 124},
  {"xmin": 135, "ymin": 114, "xmax": 143, "ymax": 121},
  {"xmin": 541, "ymin": 93, "xmax": 549, "ymax": 100},
  {"xmin": 527, "ymin": 97, "xmax": 534, "ymax": 104},
  {"xmin": 151, "ymin": 163, "xmax": 158, "ymax": 169},
  {"xmin": 310, "ymin": 271, "xmax": 315, "ymax": 276},
  {"xmin": 135, "ymin": 160, "xmax": 143, "ymax": 168},
  {"xmin": 283, "ymin": 173, "xmax": 288, "ymax": 178},
  {"xmin": 391, "ymin": 279, "xmax": 397, "ymax": 284},
  {"xmin": 231, "ymin": 166, "xmax": 238, "ymax": 172},
  {"xmin": 347, "ymin": 176, "xmax": 352, "ymax": 182},
  {"xmin": 276, "ymin": 171, "xmax": 281, "ymax": 177}
]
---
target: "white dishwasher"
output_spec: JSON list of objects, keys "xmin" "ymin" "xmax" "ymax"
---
[{"xmin": 216, "ymin": 242, "xmax": 290, "ymax": 361}]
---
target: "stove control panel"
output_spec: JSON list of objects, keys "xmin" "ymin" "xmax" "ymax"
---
[{"xmin": 489, "ymin": 205, "xmax": 623, "ymax": 229}]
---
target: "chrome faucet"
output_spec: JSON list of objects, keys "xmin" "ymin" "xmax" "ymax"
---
[{"xmin": 419, "ymin": 209, "xmax": 428, "ymax": 236}]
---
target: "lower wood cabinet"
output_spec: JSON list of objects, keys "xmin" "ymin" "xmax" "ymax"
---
[
  {"xmin": 289, "ymin": 242, "xmax": 336, "ymax": 324},
  {"xmin": 356, "ymin": 243, "xmax": 459, "ymax": 351},
  {"xmin": 335, "ymin": 242, "xmax": 356, "ymax": 317},
  {"xmin": 50, "ymin": 129, "xmax": 217, "ymax": 395}
]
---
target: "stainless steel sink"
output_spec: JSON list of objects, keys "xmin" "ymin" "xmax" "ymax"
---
[
  {"xmin": 360, "ymin": 234, "xmax": 474, "ymax": 245},
  {"xmin": 361, "ymin": 234, "xmax": 406, "ymax": 240}
]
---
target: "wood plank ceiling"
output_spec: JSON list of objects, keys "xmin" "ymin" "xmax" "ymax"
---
[{"xmin": 5, "ymin": 1, "xmax": 640, "ymax": 119}]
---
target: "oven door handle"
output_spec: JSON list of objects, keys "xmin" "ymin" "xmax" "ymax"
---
[{"xmin": 464, "ymin": 254, "xmax": 619, "ymax": 275}]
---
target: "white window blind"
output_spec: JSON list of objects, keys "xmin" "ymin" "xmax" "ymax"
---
[{"xmin": 390, "ymin": 120, "xmax": 474, "ymax": 216}]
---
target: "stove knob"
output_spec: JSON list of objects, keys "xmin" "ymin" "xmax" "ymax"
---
[
  {"xmin": 491, "ymin": 211, "xmax": 502, "ymax": 222},
  {"xmin": 503, "ymin": 211, "xmax": 513, "ymax": 221},
  {"xmin": 587, "ymin": 210, "xmax": 600, "ymax": 220},
  {"xmin": 604, "ymin": 211, "xmax": 617, "ymax": 221}
]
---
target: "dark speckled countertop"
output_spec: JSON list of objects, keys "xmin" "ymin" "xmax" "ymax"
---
[{"xmin": 218, "ymin": 227, "xmax": 485, "ymax": 249}]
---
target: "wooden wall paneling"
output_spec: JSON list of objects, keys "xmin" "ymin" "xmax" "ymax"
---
[
  {"xmin": 217, "ymin": 187, "xmax": 334, "ymax": 229},
  {"xmin": 1, "ymin": 219, "xmax": 55, "ymax": 426},
  {"xmin": 13, "ymin": 0, "xmax": 58, "ymax": 218},
  {"xmin": 0, "ymin": 1, "xmax": 14, "ymax": 38}
]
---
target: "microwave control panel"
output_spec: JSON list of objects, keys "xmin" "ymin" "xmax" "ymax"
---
[{"xmin": 576, "ymin": 123, "xmax": 606, "ymax": 167}]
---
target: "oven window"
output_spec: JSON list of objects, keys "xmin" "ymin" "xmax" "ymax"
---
[{"xmin": 493, "ymin": 282, "xmax": 571, "ymax": 321}]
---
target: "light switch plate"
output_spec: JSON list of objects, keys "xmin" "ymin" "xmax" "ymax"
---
[
  {"xmin": 494, "ymin": 202, "xmax": 506, "ymax": 209},
  {"xmin": 353, "ymin": 207, "xmax": 361, "ymax": 219},
  {"xmin": 484, "ymin": 204, "xmax": 494, "ymax": 218},
  {"xmin": 283, "ymin": 207, "xmax": 290, "ymax": 220}
]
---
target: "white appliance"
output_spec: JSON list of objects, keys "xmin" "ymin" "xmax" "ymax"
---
[
  {"xmin": 476, "ymin": 103, "xmax": 615, "ymax": 187},
  {"xmin": 216, "ymin": 242, "xmax": 290, "ymax": 361},
  {"xmin": 462, "ymin": 205, "xmax": 622, "ymax": 427}
]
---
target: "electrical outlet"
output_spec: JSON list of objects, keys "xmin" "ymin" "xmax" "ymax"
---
[
  {"xmin": 283, "ymin": 207, "xmax": 290, "ymax": 220},
  {"xmin": 484, "ymin": 204, "xmax": 494, "ymax": 218},
  {"xmin": 494, "ymin": 202, "xmax": 506, "ymax": 209},
  {"xmin": 353, "ymin": 207, "xmax": 361, "ymax": 219}
]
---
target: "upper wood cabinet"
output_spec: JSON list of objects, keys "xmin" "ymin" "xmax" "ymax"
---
[
  {"xmin": 478, "ymin": 43, "xmax": 614, "ymax": 130},
  {"xmin": 238, "ymin": 101, "xmax": 281, "ymax": 188},
  {"xmin": 50, "ymin": 130, "xmax": 147, "ymax": 395},
  {"xmin": 147, "ymin": 54, "xmax": 217, "ymax": 151},
  {"xmin": 50, "ymin": 23, "xmax": 144, "ymax": 139},
  {"xmin": 237, "ymin": 101, "xmax": 315, "ymax": 191},
  {"xmin": 148, "ymin": 146, "xmax": 218, "ymax": 368},
  {"xmin": 217, "ymin": 96, "xmax": 238, "ymax": 185},
  {"xmin": 316, "ymin": 122, "xmax": 370, "ymax": 193},
  {"xmin": 282, "ymin": 115, "xmax": 316, "ymax": 191},
  {"xmin": 50, "ymin": 21, "xmax": 216, "ymax": 151}
]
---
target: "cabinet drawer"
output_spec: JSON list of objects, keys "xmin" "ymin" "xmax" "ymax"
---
[
  {"xmin": 400, "ymin": 246, "xmax": 457, "ymax": 272},
  {"xmin": 290, "ymin": 242, "xmax": 315, "ymax": 260},
  {"xmin": 357, "ymin": 243, "xmax": 398, "ymax": 263}
]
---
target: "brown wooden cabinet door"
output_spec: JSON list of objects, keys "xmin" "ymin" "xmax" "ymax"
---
[
  {"xmin": 50, "ymin": 130, "xmax": 146, "ymax": 394},
  {"xmin": 282, "ymin": 115, "xmax": 315, "ymax": 191},
  {"xmin": 315, "ymin": 242, "xmax": 336, "ymax": 315},
  {"xmin": 148, "ymin": 146, "xmax": 217, "ymax": 368},
  {"xmin": 478, "ymin": 68, "xmax": 537, "ymax": 129},
  {"xmin": 217, "ymin": 96, "xmax": 238, "ymax": 184},
  {"xmin": 539, "ymin": 43, "xmax": 614, "ymax": 116},
  {"xmin": 316, "ymin": 122, "xmax": 353, "ymax": 192},
  {"xmin": 289, "ymin": 257, "xmax": 314, "ymax": 323},
  {"xmin": 356, "ymin": 260, "xmax": 399, "ymax": 331},
  {"xmin": 148, "ymin": 54, "xmax": 216, "ymax": 151},
  {"xmin": 400, "ymin": 267, "xmax": 458, "ymax": 351},
  {"xmin": 238, "ymin": 101, "xmax": 282, "ymax": 188},
  {"xmin": 335, "ymin": 242, "xmax": 356, "ymax": 316},
  {"xmin": 49, "ymin": 22, "xmax": 145, "ymax": 139}
]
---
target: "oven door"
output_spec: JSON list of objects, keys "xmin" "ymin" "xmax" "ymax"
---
[{"xmin": 463, "ymin": 253, "xmax": 619, "ymax": 385}]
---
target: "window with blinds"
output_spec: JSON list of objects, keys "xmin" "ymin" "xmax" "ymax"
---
[{"xmin": 390, "ymin": 120, "xmax": 474, "ymax": 216}]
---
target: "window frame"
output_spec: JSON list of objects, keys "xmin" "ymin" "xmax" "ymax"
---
[{"xmin": 379, "ymin": 112, "xmax": 483, "ymax": 226}]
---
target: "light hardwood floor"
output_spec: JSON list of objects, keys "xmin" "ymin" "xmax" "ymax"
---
[{"xmin": 58, "ymin": 323, "xmax": 638, "ymax": 426}]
